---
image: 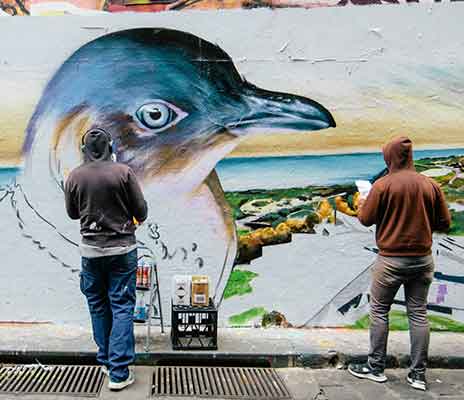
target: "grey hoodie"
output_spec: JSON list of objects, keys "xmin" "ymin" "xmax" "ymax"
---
[{"xmin": 64, "ymin": 130, "xmax": 148, "ymax": 248}]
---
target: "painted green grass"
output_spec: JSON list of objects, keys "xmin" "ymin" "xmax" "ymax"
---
[
  {"xmin": 414, "ymin": 161, "xmax": 433, "ymax": 173},
  {"xmin": 224, "ymin": 185, "xmax": 355, "ymax": 221},
  {"xmin": 449, "ymin": 210, "xmax": 464, "ymax": 236},
  {"xmin": 223, "ymin": 269, "xmax": 258, "ymax": 300},
  {"xmin": 349, "ymin": 310, "xmax": 464, "ymax": 332},
  {"xmin": 443, "ymin": 187, "xmax": 464, "ymax": 203},
  {"xmin": 229, "ymin": 307, "xmax": 267, "ymax": 326},
  {"xmin": 449, "ymin": 178, "xmax": 464, "ymax": 189},
  {"xmin": 224, "ymin": 156, "xmax": 464, "ymax": 236},
  {"xmin": 434, "ymin": 172, "xmax": 456, "ymax": 185},
  {"xmin": 252, "ymin": 200, "xmax": 273, "ymax": 207},
  {"xmin": 414, "ymin": 157, "xmax": 464, "ymax": 235}
]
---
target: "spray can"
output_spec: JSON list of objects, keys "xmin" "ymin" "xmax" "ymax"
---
[
  {"xmin": 134, "ymin": 293, "xmax": 148, "ymax": 322},
  {"xmin": 136, "ymin": 266, "xmax": 142, "ymax": 287},
  {"xmin": 141, "ymin": 265, "xmax": 147, "ymax": 287},
  {"xmin": 143, "ymin": 265, "xmax": 151, "ymax": 288}
]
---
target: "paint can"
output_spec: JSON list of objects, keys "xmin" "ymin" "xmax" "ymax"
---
[
  {"xmin": 136, "ymin": 266, "xmax": 143, "ymax": 287},
  {"xmin": 142, "ymin": 265, "xmax": 150, "ymax": 288},
  {"xmin": 134, "ymin": 293, "xmax": 148, "ymax": 322}
]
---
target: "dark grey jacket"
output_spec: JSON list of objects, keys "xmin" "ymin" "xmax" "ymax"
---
[{"xmin": 65, "ymin": 161, "xmax": 148, "ymax": 248}]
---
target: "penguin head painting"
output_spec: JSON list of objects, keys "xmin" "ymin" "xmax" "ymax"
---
[{"xmin": 20, "ymin": 28, "xmax": 335, "ymax": 321}]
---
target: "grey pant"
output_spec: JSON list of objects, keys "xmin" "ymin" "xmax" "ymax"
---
[{"xmin": 368, "ymin": 255, "xmax": 434, "ymax": 372}]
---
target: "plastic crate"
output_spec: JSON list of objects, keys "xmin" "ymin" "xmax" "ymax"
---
[{"xmin": 171, "ymin": 300, "xmax": 218, "ymax": 350}]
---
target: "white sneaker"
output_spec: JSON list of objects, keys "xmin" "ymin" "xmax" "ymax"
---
[
  {"xmin": 101, "ymin": 366, "xmax": 109, "ymax": 376},
  {"xmin": 108, "ymin": 371, "xmax": 135, "ymax": 391},
  {"xmin": 407, "ymin": 371, "xmax": 427, "ymax": 391},
  {"xmin": 348, "ymin": 362, "xmax": 388, "ymax": 383}
]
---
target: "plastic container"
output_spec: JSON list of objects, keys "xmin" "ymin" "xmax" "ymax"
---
[{"xmin": 171, "ymin": 299, "xmax": 217, "ymax": 350}]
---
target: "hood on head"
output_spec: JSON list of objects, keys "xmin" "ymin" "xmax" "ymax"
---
[
  {"xmin": 82, "ymin": 129, "xmax": 112, "ymax": 162},
  {"xmin": 382, "ymin": 136, "xmax": 414, "ymax": 172}
]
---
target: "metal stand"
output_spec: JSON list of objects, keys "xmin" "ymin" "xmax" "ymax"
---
[{"xmin": 136, "ymin": 254, "xmax": 164, "ymax": 352}]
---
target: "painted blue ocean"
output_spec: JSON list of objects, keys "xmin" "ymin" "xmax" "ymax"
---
[
  {"xmin": 216, "ymin": 148, "xmax": 464, "ymax": 191},
  {"xmin": 1, "ymin": 148, "xmax": 463, "ymax": 190},
  {"xmin": 0, "ymin": 167, "xmax": 19, "ymax": 187}
]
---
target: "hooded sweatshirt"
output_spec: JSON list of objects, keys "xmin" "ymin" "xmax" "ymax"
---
[
  {"xmin": 64, "ymin": 130, "xmax": 148, "ymax": 250},
  {"xmin": 358, "ymin": 136, "xmax": 451, "ymax": 257}
]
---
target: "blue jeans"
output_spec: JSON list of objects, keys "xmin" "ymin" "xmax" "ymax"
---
[{"xmin": 80, "ymin": 249, "xmax": 137, "ymax": 382}]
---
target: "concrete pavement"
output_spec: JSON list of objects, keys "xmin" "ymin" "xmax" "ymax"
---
[
  {"xmin": 1, "ymin": 324, "xmax": 463, "ymax": 399},
  {"xmin": 0, "ymin": 367, "xmax": 463, "ymax": 399},
  {"xmin": 1, "ymin": 324, "xmax": 464, "ymax": 369},
  {"xmin": 296, "ymin": 368, "xmax": 464, "ymax": 400}
]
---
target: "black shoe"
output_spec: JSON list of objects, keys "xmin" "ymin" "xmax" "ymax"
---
[
  {"xmin": 407, "ymin": 371, "xmax": 427, "ymax": 391},
  {"xmin": 348, "ymin": 362, "xmax": 387, "ymax": 383}
]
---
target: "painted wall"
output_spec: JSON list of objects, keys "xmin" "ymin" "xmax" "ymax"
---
[
  {"xmin": 1, "ymin": 0, "xmax": 460, "ymax": 16},
  {"xmin": 0, "ymin": 4, "xmax": 463, "ymax": 330}
]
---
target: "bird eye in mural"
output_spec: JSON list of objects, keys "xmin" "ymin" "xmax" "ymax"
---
[
  {"xmin": 18, "ymin": 28, "xmax": 335, "ymax": 325},
  {"xmin": 135, "ymin": 100, "xmax": 187, "ymax": 133}
]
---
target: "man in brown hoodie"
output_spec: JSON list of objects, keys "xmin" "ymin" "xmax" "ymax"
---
[{"xmin": 348, "ymin": 136, "xmax": 451, "ymax": 391}]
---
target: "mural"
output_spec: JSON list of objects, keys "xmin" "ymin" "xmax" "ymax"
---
[
  {"xmin": 0, "ymin": 6, "xmax": 463, "ymax": 329},
  {"xmin": 0, "ymin": 0, "xmax": 28, "ymax": 14},
  {"xmin": 17, "ymin": 28, "xmax": 334, "ymax": 326},
  {"xmin": 1, "ymin": 0, "xmax": 460, "ymax": 15}
]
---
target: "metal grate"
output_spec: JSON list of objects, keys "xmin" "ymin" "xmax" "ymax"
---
[
  {"xmin": 152, "ymin": 366, "xmax": 292, "ymax": 399},
  {"xmin": 0, "ymin": 365, "xmax": 104, "ymax": 397}
]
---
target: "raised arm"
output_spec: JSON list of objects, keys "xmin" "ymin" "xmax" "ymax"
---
[
  {"xmin": 64, "ymin": 175, "xmax": 80, "ymax": 220},
  {"xmin": 358, "ymin": 185, "xmax": 382, "ymax": 227},
  {"xmin": 126, "ymin": 168, "xmax": 148, "ymax": 223}
]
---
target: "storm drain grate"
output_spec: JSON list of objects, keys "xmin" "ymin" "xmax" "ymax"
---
[
  {"xmin": 0, "ymin": 365, "xmax": 104, "ymax": 397},
  {"xmin": 152, "ymin": 366, "xmax": 292, "ymax": 399}
]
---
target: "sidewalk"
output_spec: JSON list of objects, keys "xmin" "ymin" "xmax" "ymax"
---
[
  {"xmin": 1, "ymin": 366, "xmax": 464, "ymax": 399},
  {"xmin": 1, "ymin": 323, "xmax": 463, "ymax": 369}
]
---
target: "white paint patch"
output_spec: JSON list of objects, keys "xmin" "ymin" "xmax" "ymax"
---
[{"xmin": 421, "ymin": 168, "xmax": 451, "ymax": 177}]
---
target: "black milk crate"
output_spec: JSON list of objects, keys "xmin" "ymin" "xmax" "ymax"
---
[{"xmin": 171, "ymin": 300, "xmax": 218, "ymax": 350}]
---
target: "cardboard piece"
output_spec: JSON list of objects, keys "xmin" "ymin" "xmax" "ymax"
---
[{"xmin": 191, "ymin": 275, "xmax": 210, "ymax": 306}]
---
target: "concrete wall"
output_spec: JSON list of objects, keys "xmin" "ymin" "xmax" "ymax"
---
[{"xmin": 0, "ymin": 4, "xmax": 463, "ymax": 329}]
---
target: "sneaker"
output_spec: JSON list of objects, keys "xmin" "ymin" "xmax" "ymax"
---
[
  {"xmin": 348, "ymin": 362, "xmax": 388, "ymax": 383},
  {"xmin": 101, "ymin": 366, "xmax": 109, "ymax": 376},
  {"xmin": 108, "ymin": 371, "xmax": 135, "ymax": 391},
  {"xmin": 407, "ymin": 371, "xmax": 427, "ymax": 391}
]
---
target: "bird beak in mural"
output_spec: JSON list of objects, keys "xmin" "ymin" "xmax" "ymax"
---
[{"xmin": 227, "ymin": 85, "xmax": 336, "ymax": 135}]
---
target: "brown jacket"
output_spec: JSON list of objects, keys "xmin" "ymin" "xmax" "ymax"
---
[{"xmin": 358, "ymin": 137, "xmax": 451, "ymax": 256}]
